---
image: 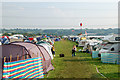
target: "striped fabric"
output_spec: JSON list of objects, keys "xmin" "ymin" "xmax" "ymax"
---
[
  {"xmin": 101, "ymin": 53, "xmax": 120, "ymax": 64},
  {"xmin": 3, "ymin": 57, "xmax": 44, "ymax": 79}
]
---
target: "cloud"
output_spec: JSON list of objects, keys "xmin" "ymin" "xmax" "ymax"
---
[
  {"xmin": 2, "ymin": 0, "xmax": 119, "ymax": 2},
  {"xmin": 47, "ymin": 6, "xmax": 56, "ymax": 9},
  {"xmin": 47, "ymin": 6, "xmax": 67, "ymax": 17},
  {"xmin": 3, "ymin": 4, "xmax": 17, "ymax": 7},
  {"xmin": 19, "ymin": 7, "xmax": 25, "ymax": 10}
]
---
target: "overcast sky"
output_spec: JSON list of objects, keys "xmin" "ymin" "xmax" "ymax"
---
[{"xmin": 1, "ymin": 0, "xmax": 119, "ymax": 29}]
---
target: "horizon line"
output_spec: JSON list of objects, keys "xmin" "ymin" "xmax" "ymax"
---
[{"xmin": 0, "ymin": 28, "xmax": 119, "ymax": 30}]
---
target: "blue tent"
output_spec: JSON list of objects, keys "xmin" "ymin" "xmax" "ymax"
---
[
  {"xmin": 55, "ymin": 38, "xmax": 60, "ymax": 41},
  {"xmin": 36, "ymin": 37, "xmax": 42, "ymax": 41},
  {"xmin": 0, "ymin": 37, "xmax": 9, "ymax": 44}
]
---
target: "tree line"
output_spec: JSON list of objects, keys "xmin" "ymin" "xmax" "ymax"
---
[{"xmin": 1, "ymin": 28, "xmax": 119, "ymax": 37}]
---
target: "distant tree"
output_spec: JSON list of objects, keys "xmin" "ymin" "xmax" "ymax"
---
[
  {"xmin": 2, "ymin": 33, "xmax": 11, "ymax": 36},
  {"xmin": 1, "ymin": 28, "xmax": 119, "ymax": 36},
  {"xmin": 11, "ymin": 32, "xmax": 18, "ymax": 35},
  {"xmin": 27, "ymin": 33, "xmax": 36, "ymax": 37},
  {"xmin": 36, "ymin": 33, "xmax": 41, "ymax": 35}
]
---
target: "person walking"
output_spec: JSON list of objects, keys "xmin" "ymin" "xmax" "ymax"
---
[
  {"xmin": 51, "ymin": 45, "xmax": 55, "ymax": 57},
  {"xmin": 72, "ymin": 45, "xmax": 77, "ymax": 57}
]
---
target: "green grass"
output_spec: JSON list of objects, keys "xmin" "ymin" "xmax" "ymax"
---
[{"xmin": 45, "ymin": 40, "xmax": 119, "ymax": 79}]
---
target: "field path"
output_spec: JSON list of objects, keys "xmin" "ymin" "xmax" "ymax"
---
[{"xmin": 47, "ymin": 40, "xmax": 102, "ymax": 78}]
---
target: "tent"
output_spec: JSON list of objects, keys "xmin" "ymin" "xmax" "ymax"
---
[
  {"xmin": 37, "ymin": 41, "xmax": 47, "ymax": 44},
  {"xmin": 1, "ymin": 44, "xmax": 30, "ymax": 62},
  {"xmin": 42, "ymin": 38, "xmax": 48, "ymax": 41},
  {"xmin": 11, "ymin": 42, "xmax": 54, "ymax": 73},
  {"xmin": 28, "ymin": 37, "xmax": 34, "ymax": 41},
  {"xmin": 9, "ymin": 35, "xmax": 24, "ymax": 42},
  {"xmin": 55, "ymin": 38, "xmax": 60, "ymax": 41},
  {"xmin": 1, "ymin": 37, "xmax": 10, "ymax": 44},
  {"xmin": 2, "ymin": 36, "xmax": 9, "ymax": 39},
  {"xmin": 38, "ymin": 43, "xmax": 53, "ymax": 59},
  {"xmin": 0, "ymin": 44, "xmax": 30, "ymax": 79},
  {"xmin": 37, "ymin": 41, "xmax": 52, "ymax": 48},
  {"xmin": 9, "ymin": 34, "xmax": 24, "ymax": 39}
]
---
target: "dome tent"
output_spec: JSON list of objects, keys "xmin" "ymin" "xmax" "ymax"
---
[
  {"xmin": 11, "ymin": 42, "xmax": 54, "ymax": 73},
  {"xmin": 37, "ymin": 41, "xmax": 52, "ymax": 47},
  {"xmin": 1, "ymin": 44, "xmax": 30, "ymax": 62},
  {"xmin": 38, "ymin": 43, "xmax": 53, "ymax": 59}
]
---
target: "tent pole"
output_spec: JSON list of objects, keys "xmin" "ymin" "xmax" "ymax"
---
[
  {"xmin": 17, "ymin": 54, "xmax": 19, "ymax": 61},
  {"xmin": 23, "ymin": 48, "xmax": 25, "ymax": 60},
  {"xmin": 27, "ymin": 54, "xmax": 29, "ymax": 59},
  {"xmin": 4, "ymin": 57, "xmax": 6, "ymax": 62},
  {"xmin": 10, "ymin": 54, "xmax": 12, "ymax": 62},
  {"xmin": 37, "ymin": 53, "xmax": 38, "ymax": 57}
]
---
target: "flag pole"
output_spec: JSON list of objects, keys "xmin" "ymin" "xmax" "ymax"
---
[{"xmin": 80, "ymin": 23, "xmax": 82, "ymax": 35}]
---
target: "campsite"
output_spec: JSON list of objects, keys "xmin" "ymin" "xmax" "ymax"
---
[
  {"xmin": 0, "ymin": 33, "xmax": 120, "ymax": 79},
  {"xmin": 1, "ymin": 0, "xmax": 119, "ymax": 79}
]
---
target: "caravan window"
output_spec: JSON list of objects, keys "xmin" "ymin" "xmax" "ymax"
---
[
  {"xmin": 111, "ymin": 48, "xmax": 114, "ymax": 51},
  {"xmin": 115, "ymin": 37, "xmax": 120, "ymax": 41}
]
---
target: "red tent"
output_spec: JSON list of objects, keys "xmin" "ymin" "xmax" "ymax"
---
[
  {"xmin": 28, "ymin": 37, "xmax": 34, "ymax": 41},
  {"xmin": 2, "ymin": 36, "xmax": 9, "ymax": 39}
]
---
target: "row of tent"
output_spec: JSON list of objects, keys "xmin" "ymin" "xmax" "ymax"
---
[
  {"xmin": 67, "ymin": 34, "xmax": 120, "ymax": 64},
  {"xmin": 0, "ymin": 34, "xmax": 61, "ymax": 79},
  {"xmin": 0, "ymin": 35, "xmax": 61, "ymax": 45},
  {"xmin": 1, "ymin": 41, "xmax": 54, "ymax": 73}
]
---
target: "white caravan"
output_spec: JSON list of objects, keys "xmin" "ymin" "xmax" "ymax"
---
[
  {"xmin": 98, "ymin": 34, "xmax": 120, "ymax": 57},
  {"xmin": 83, "ymin": 39, "xmax": 103, "ymax": 52},
  {"xmin": 80, "ymin": 35, "xmax": 103, "ymax": 49}
]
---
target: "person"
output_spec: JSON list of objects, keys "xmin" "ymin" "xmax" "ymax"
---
[
  {"xmin": 51, "ymin": 45, "xmax": 55, "ymax": 57},
  {"xmin": 86, "ymin": 48, "xmax": 89, "ymax": 53},
  {"xmin": 72, "ymin": 45, "xmax": 77, "ymax": 57}
]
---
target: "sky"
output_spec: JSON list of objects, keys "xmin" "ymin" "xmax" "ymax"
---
[{"xmin": 1, "ymin": 0, "xmax": 119, "ymax": 29}]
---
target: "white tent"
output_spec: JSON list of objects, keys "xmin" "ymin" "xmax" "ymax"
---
[
  {"xmin": 9, "ymin": 34, "xmax": 24, "ymax": 39},
  {"xmin": 38, "ymin": 43, "xmax": 53, "ymax": 59}
]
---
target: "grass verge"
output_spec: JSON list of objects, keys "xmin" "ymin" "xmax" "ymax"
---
[{"xmin": 45, "ymin": 40, "xmax": 119, "ymax": 79}]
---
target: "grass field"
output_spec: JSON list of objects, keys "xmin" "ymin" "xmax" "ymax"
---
[{"xmin": 45, "ymin": 39, "xmax": 119, "ymax": 79}]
